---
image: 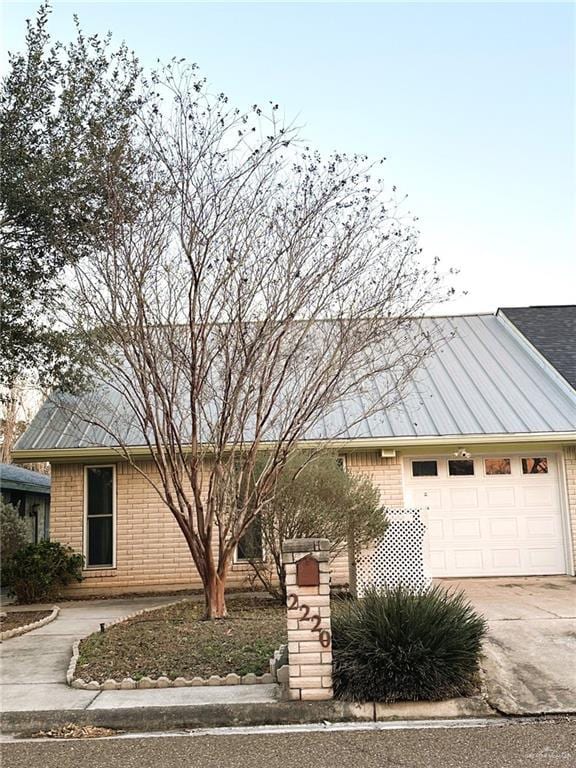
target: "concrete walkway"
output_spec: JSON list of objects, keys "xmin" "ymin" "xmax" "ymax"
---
[
  {"xmin": 0, "ymin": 596, "xmax": 278, "ymax": 713},
  {"xmin": 443, "ymin": 576, "xmax": 576, "ymax": 716}
]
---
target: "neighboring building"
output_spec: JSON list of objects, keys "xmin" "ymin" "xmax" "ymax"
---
[
  {"xmin": 0, "ymin": 463, "xmax": 50, "ymax": 543},
  {"xmin": 499, "ymin": 305, "xmax": 576, "ymax": 391},
  {"xmin": 12, "ymin": 312, "xmax": 576, "ymax": 596}
]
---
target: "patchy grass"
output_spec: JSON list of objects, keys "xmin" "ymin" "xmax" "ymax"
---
[
  {"xmin": 1, "ymin": 610, "xmax": 52, "ymax": 633},
  {"xmin": 76, "ymin": 597, "xmax": 286, "ymax": 682}
]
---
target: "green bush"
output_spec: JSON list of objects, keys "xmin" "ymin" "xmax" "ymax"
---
[
  {"xmin": 332, "ymin": 585, "xmax": 487, "ymax": 703},
  {"xmin": 5, "ymin": 540, "xmax": 84, "ymax": 603},
  {"xmin": 1, "ymin": 498, "xmax": 29, "ymax": 564}
]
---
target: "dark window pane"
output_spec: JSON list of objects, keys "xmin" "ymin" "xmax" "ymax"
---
[
  {"xmin": 485, "ymin": 458, "xmax": 511, "ymax": 475},
  {"xmin": 237, "ymin": 518, "xmax": 263, "ymax": 561},
  {"xmin": 448, "ymin": 459, "xmax": 474, "ymax": 476},
  {"xmin": 412, "ymin": 460, "xmax": 438, "ymax": 477},
  {"xmin": 87, "ymin": 467, "xmax": 113, "ymax": 517},
  {"xmin": 88, "ymin": 516, "xmax": 113, "ymax": 567},
  {"xmin": 522, "ymin": 457, "xmax": 548, "ymax": 474}
]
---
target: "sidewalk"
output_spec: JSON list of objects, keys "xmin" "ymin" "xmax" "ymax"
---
[{"xmin": 0, "ymin": 595, "xmax": 183, "ymax": 712}]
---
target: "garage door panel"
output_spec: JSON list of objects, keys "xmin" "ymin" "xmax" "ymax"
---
[
  {"xmin": 486, "ymin": 487, "xmax": 516, "ymax": 507},
  {"xmin": 429, "ymin": 550, "xmax": 447, "ymax": 571},
  {"xmin": 491, "ymin": 549, "xmax": 521, "ymax": 569},
  {"xmin": 404, "ymin": 454, "xmax": 565, "ymax": 577},
  {"xmin": 428, "ymin": 519, "xmax": 445, "ymax": 538},
  {"xmin": 527, "ymin": 547, "xmax": 565, "ymax": 568},
  {"xmin": 449, "ymin": 488, "xmax": 479, "ymax": 508},
  {"xmin": 452, "ymin": 518, "xmax": 481, "ymax": 538},
  {"xmin": 526, "ymin": 516, "xmax": 560, "ymax": 538},
  {"xmin": 523, "ymin": 486, "xmax": 556, "ymax": 508},
  {"xmin": 488, "ymin": 517, "xmax": 519, "ymax": 537},
  {"xmin": 454, "ymin": 550, "xmax": 483, "ymax": 570}
]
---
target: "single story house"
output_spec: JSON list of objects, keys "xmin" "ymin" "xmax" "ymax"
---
[
  {"xmin": 12, "ymin": 309, "xmax": 576, "ymax": 595},
  {"xmin": 0, "ymin": 463, "xmax": 50, "ymax": 543}
]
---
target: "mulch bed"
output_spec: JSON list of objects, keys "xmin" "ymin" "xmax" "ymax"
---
[
  {"xmin": 0, "ymin": 610, "xmax": 52, "ymax": 633},
  {"xmin": 76, "ymin": 596, "xmax": 286, "ymax": 682}
]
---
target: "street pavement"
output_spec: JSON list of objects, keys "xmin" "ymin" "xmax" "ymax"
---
[{"xmin": 2, "ymin": 718, "xmax": 574, "ymax": 768}]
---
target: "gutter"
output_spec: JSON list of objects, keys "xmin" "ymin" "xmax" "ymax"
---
[{"xmin": 11, "ymin": 431, "xmax": 576, "ymax": 463}]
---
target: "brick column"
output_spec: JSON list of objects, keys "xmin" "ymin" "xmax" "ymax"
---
[{"xmin": 283, "ymin": 538, "xmax": 333, "ymax": 701}]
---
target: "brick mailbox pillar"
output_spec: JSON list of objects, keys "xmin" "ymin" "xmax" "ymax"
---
[{"xmin": 282, "ymin": 538, "xmax": 333, "ymax": 701}]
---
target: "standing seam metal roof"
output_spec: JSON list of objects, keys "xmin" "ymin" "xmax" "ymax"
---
[{"xmin": 13, "ymin": 313, "xmax": 576, "ymax": 453}]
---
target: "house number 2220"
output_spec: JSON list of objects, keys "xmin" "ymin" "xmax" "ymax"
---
[{"xmin": 287, "ymin": 593, "xmax": 331, "ymax": 648}]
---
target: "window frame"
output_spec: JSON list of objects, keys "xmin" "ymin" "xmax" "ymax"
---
[
  {"xmin": 521, "ymin": 457, "xmax": 549, "ymax": 475},
  {"xmin": 410, "ymin": 459, "xmax": 439, "ymax": 478},
  {"xmin": 483, "ymin": 457, "xmax": 512, "ymax": 477},
  {"xmin": 447, "ymin": 458, "xmax": 475, "ymax": 477},
  {"xmin": 233, "ymin": 518, "xmax": 265, "ymax": 564},
  {"xmin": 83, "ymin": 464, "xmax": 117, "ymax": 570}
]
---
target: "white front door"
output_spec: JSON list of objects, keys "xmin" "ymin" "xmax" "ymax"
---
[{"xmin": 403, "ymin": 454, "xmax": 566, "ymax": 577}]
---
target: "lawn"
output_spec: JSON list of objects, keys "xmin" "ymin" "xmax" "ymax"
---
[{"xmin": 76, "ymin": 596, "xmax": 286, "ymax": 682}]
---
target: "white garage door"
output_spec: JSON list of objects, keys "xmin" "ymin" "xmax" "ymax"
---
[{"xmin": 403, "ymin": 454, "xmax": 566, "ymax": 577}]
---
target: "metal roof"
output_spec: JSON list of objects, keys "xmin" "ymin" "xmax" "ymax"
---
[
  {"xmin": 0, "ymin": 463, "xmax": 51, "ymax": 494},
  {"xmin": 14, "ymin": 314, "xmax": 576, "ymax": 455},
  {"xmin": 499, "ymin": 305, "xmax": 576, "ymax": 391}
]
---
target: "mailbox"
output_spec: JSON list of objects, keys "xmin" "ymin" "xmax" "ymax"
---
[{"xmin": 296, "ymin": 554, "xmax": 320, "ymax": 587}]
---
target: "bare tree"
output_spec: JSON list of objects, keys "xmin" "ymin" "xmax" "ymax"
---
[
  {"xmin": 64, "ymin": 65, "xmax": 446, "ymax": 618},
  {"xmin": 0, "ymin": 378, "xmax": 45, "ymax": 467}
]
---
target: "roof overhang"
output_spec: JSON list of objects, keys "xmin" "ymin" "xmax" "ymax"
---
[
  {"xmin": 0, "ymin": 480, "xmax": 50, "ymax": 495},
  {"xmin": 11, "ymin": 431, "xmax": 576, "ymax": 463}
]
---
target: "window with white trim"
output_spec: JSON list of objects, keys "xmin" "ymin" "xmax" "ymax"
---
[{"xmin": 85, "ymin": 466, "xmax": 115, "ymax": 568}]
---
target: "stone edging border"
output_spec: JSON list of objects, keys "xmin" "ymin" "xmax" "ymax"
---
[
  {"xmin": 67, "ymin": 601, "xmax": 289, "ymax": 691},
  {"xmin": 0, "ymin": 606, "xmax": 60, "ymax": 641}
]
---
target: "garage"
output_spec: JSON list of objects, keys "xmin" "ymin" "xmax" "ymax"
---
[{"xmin": 403, "ymin": 453, "xmax": 567, "ymax": 577}]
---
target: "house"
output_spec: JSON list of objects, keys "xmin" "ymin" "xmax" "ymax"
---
[
  {"xmin": 11, "ymin": 311, "xmax": 576, "ymax": 596},
  {"xmin": 0, "ymin": 463, "xmax": 50, "ymax": 543}
]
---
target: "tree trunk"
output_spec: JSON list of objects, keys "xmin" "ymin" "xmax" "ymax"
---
[{"xmin": 202, "ymin": 561, "xmax": 229, "ymax": 619}]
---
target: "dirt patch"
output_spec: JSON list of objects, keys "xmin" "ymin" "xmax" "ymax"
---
[
  {"xmin": 76, "ymin": 596, "xmax": 286, "ymax": 682},
  {"xmin": 0, "ymin": 610, "xmax": 52, "ymax": 633}
]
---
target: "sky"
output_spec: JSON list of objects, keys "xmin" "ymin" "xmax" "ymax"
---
[{"xmin": 2, "ymin": 1, "xmax": 575, "ymax": 315}]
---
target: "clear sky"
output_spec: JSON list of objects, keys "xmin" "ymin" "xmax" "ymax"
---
[{"xmin": 3, "ymin": 1, "xmax": 575, "ymax": 314}]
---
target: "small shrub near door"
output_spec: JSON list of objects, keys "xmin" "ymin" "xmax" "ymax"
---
[
  {"xmin": 5, "ymin": 540, "xmax": 84, "ymax": 603},
  {"xmin": 332, "ymin": 585, "xmax": 487, "ymax": 703},
  {"xmin": 0, "ymin": 499, "xmax": 28, "ymax": 585}
]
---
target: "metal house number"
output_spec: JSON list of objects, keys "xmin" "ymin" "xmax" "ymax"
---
[{"xmin": 287, "ymin": 593, "xmax": 331, "ymax": 648}]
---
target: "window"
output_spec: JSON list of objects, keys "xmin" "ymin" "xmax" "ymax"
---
[
  {"xmin": 85, "ymin": 466, "xmax": 115, "ymax": 568},
  {"xmin": 236, "ymin": 517, "xmax": 263, "ymax": 562},
  {"xmin": 484, "ymin": 458, "xmax": 511, "ymax": 475},
  {"xmin": 448, "ymin": 459, "xmax": 474, "ymax": 476},
  {"xmin": 522, "ymin": 457, "xmax": 548, "ymax": 475},
  {"xmin": 412, "ymin": 460, "xmax": 438, "ymax": 477}
]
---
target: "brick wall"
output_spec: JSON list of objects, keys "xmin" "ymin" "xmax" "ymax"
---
[
  {"xmin": 563, "ymin": 445, "xmax": 576, "ymax": 572},
  {"xmin": 344, "ymin": 451, "xmax": 404, "ymax": 508},
  {"xmin": 329, "ymin": 451, "xmax": 405, "ymax": 587},
  {"xmin": 50, "ymin": 459, "xmax": 358, "ymax": 596},
  {"xmin": 51, "ymin": 461, "xmax": 262, "ymax": 596}
]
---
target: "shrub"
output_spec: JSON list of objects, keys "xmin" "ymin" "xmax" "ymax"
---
[
  {"xmin": 1, "ymin": 498, "xmax": 29, "ymax": 565},
  {"xmin": 332, "ymin": 585, "xmax": 487, "ymax": 702},
  {"xmin": 5, "ymin": 540, "xmax": 84, "ymax": 603},
  {"xmin": 251, "ymin": 451, "xmax": 387, "ymax": 601}
]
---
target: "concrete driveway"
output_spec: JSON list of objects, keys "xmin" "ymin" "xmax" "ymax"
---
[{"xmin": 443, "ymin": 576, "xmax": 576, "ymax": 715}]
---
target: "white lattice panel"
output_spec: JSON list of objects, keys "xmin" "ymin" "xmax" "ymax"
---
[{"xmin": 356, "ymin": 508, "xmax": 431, "ymax": 596}]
